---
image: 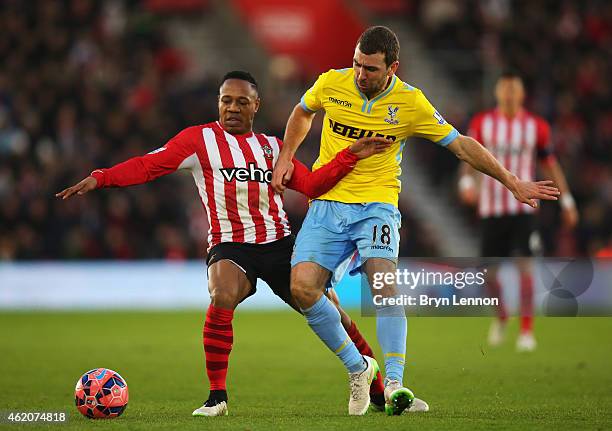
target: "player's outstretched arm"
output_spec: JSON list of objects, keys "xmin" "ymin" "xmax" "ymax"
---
[
  {"xmin": 447, "ymin": 134, "xmax": 560, "ymax": 208},
  {"xmin": 55, "ymin": 128, "xmax": 197, "ymax": 200},
  {"xmin": 288, "ymin": 137, "xmax": 392, "ymax": 198},
  {"xmin": 55, "ymin": 176, "xmax": 98, "ymax": 200},
  {"xmin": 272, "ymin": 104, "xmax": 316, "ymax": 193},
  {"xmin": 55, "ymin": 155, "xmax": 163, "ymax": 200}
]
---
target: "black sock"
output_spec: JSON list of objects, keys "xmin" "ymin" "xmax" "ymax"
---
[{"xmin": 207, "ymin": 389, "xmax": 228, "ymax": 404}]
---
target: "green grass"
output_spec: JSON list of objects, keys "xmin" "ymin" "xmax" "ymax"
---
[{"xmin": 0, "ymin": 311, "xmax": 611, "ymax": 430}]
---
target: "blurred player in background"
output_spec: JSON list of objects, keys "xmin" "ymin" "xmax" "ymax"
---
[
  {"xmin": 57, "ymin": 71, "xmax": 392, "ymax": 416},
  {"xmin": 272, "ymin": 26, "xmax": 561, "ymax": 416},
  {"xmin": 459, "ymin": 71, "xmax": 578, "ymax": 351}
]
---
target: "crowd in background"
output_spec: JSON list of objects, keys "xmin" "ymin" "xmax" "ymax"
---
[
  {"xmin": 1, "ymin": 0, "xmax": 610, "ymax": 260},
  {"xmin": 412, "ymin": 0, "xmax": 612, "ymax": 255},
  {"xmin": 0, "ymin": 0, "xmax": 217, "ymax": 260}
]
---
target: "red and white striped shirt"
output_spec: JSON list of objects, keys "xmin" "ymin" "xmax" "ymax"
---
[
  {"xmin": 91, "ymin": 121, "xmax": 358, "ymax": 250},
  {"xmin": 468, "ymin": 109, "xmax": 555, "ymax": 219}
]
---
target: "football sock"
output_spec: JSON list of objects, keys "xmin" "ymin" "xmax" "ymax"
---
[
  {"xmin": 346, "ymin": 321, "xmax": 384, "ymax": 394},
  {"xmin": 487, "ymin": 279, "xmax": 508, "ymax": 322},
  {"xmin": 203, "ymin": 304, "xmax": 234, "ymax": 391},
  {"xmin": 302, "ymin": 295, "xmax": 366, "ymax": 374},
  {"xmin": 520, "ymin": 273, "xmax": 534, "ymax": 333},
  {"xmin": 205, "ymin": 389, "xmax": 228, "ymax": 406},
  {"xmin": 375, "ymin": 303, "xmax": 406, "ymax": 384}
]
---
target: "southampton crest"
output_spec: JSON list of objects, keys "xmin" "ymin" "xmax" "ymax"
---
[
  {"xmin": 385, "ymin": 105, "xmax": 399, "ymax": 125},
  {"xmin": 262, "ymin": 143, "xmax": 274, "ymax": 160}
]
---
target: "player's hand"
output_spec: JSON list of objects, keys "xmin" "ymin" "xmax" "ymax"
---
[
  {"xmin": 509, "ymin": 177, "xmax": 560, "ymax": 208},
  {"xmin": 272, "ymin": 157, "xmax": 294, "ymax": 193},
  {"xmin": 561, "ymin": 206, "xmax": 579, "ymax": 229},
  {"xmin": 458, "ymin": 175, "xmax": 478, "ymax": 206},
  {"xmin": 55, "ymin": 176, "xmax": 97, "ymax": 200},
  {"xmin": 459, "ymin": 187, "xmax": 478, "ymax": 206},
  {"xmin": 348, "ymin": 136, "xmax": 393, "ymax": 159}
]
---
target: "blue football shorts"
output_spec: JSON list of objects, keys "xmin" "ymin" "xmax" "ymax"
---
[{"xmin": 291, "ymin": 200, "xmax": 401, "ymax": 273}]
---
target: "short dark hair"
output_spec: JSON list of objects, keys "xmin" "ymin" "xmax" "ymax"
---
[
  {"xmin": 357, "ymin": 26, "xmax": 399, "ymax": 67},
  {"xmin": 498, "ymin": 69, "xmax": 523, "ymax": 81},
  {"xmin": 220, "ymin": 70, "xmax": 258, "ymax": 93}
]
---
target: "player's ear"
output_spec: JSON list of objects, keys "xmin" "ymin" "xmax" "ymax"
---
[
  {"xmin": 389, "ymin": 61, "xmax": 399, "ymax": 76},
  {"xmin": 254, "ymin": 97, "xmax": 260, "ymax": 113}
]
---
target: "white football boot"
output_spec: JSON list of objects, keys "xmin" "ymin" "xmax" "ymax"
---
[
  {"xmin": 348, "ymin": 356, "xmax": 379, "ymax": 415},
  {"xmin": 516, "ymin": 332, "xmax": 537, "ymax": 352},
  {"xmin": 192, "ymin": 400, "xmax": 228, "ymax": 417},
  {"xmin": 407, "ymin": 397, "xmax": 430, "ymax": 412},
  {"xmin": 487, "ymin": 319, "xmax": 507, "ymax": 346},
  {"xmin": 384, "ymin": 379, "xmax": 415, "ymax": 415}
]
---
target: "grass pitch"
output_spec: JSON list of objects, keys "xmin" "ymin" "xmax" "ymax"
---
[{"xmin": 0, "ymin": 311, "xmax": 611, "ymax": 430}]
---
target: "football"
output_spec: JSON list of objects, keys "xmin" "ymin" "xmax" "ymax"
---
[{"xmin": 74, "ymin": 368, "xmax": 129, "ymax": 419}]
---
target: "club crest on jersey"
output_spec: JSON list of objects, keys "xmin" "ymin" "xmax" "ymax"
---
[
  {"xmin": 261, "ymin": 144, "xmax": 274, "ymax": 160},
  {"xmin": 384, "ymin": 105, "xmax": 399, "ymax": 125},
  {"xmin": 433, "ymin": 110, "xmax": 447, "ymax": 125}
]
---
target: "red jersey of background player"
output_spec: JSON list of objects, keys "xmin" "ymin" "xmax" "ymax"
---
[
  {"xmin": 90, "ymin": 121, "xmax": 359, "ymax": 250},
  {"xmin": 468, "ymin": 108, "xmax": 556, "ymax": 218}
]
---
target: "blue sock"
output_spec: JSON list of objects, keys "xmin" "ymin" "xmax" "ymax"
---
[
  {"xmin": 302, "ymin": 295, "xmax": 366, "ymax": 373},
  {"xmin": 376, "ymin": 303, "xmax": 407, "ymax": 383}
]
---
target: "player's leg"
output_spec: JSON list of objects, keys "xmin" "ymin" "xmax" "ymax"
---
[
  {"xmin": 351, "ymin": 202, "xmax": 421, "ymax": 415},
  {"xmin": 484, "ymin": 265, "xmax": 507, "ymax": 346},
  {"xmin": 291, "ymin": 261, "xmax": 369, "ymax": 373},
  {"xmin": 514, "ymin": 215, "xmax": 537, "ymax": 352},
  {"xmin": 291, "ymin": 261, "xmax": 378, "ymax": 415},
  {"xmin": 361, "ymin": 257, "xmax": 415, "ymax": 415},
  {"xmin": 260, "ymin": 236, "xmax": 383, "ymax": 378},
  {"xmin": 257, "ymin": 235, "xmax": 302, "ymax": 313},
  {"xmin": 481, "ymin": 216, "xmax": 511, "ymax": 346},
  {"xmin": 264, "ymin": 239, "xmax": 385, "ymax": 408},
  {"xmin": 516, "ymin": 257, "xmax": 536, "ymax": 351},
  {"xmin": 326, "ymin": 288, "xmax": 385, "ymax": 407},
  {"xmin": 194, "ymin": 246, "xmax": 257, "ymax": 417},
  {"xmin": 290, "ymin": 200, "xmax": 378, "ymax": 415}
]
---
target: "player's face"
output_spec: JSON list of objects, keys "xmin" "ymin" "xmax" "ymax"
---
[
  {"xmin": 218, "ymin": 79, "xmax": 260, "ymax": 135},
  {"xmin": 495, "ymin": 77, "xmax": 525, "ymax": 113},
  {"xmin": 353, "ymin": 45, "xmax": 398, "ymax": 98}
]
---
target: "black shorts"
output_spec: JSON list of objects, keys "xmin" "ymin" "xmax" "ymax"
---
[
  {"xmin": 206, "ymin": 235, "xmax": 297, "ymax": 309},
  {"xmin": 481, "ymin": 214, "xmax": 538, "ymax": 257}
]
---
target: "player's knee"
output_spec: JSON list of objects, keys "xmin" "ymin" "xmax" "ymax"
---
[
  {"xmin": 209, "ymin": 286, "xmax": 239, "ymax": 309},
  {"xmin": 290, "ymin": 274, "xmax": 319, "ymax": 308}
]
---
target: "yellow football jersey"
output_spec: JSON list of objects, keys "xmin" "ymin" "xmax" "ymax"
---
[{"xmin": 301, "ymin": 68, "xmax": 458, "ymax": 206}]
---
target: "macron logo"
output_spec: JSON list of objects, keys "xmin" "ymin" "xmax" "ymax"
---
[{"xmin": 220, "ymin": 163, "xmax": 273, "ymax": 184}]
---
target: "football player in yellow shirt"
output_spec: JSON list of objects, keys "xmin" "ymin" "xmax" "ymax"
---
[{"xmin": 271, "ymin": 26, "xmax": 560, "ymax": 416}]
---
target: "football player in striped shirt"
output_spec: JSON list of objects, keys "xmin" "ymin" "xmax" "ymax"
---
[
  {"xmin": 56, "ymin": 71, "xmax": 392, "ymax": 416},
  {"xmin": 459, "ymin": 71, "xmax": 578, "ymax": 351},
  {"xmin": 272, "ymin": 26, "xmax": 561, "ymax": 415}
]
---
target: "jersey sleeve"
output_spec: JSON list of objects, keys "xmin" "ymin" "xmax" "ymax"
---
[
  {"xmin": 286, "ymin": 148, "xmax": 359, "ymax": 198},
  {"xmin": 535, "ymin": 118, "xmax": 555, "ymax": 164},
  {"xmin": 411, "ymin": 90, "xmax": 459, "ymax": 146},
  {"xmin": 299, "ymin": 70, "xmax": 330, "ymax": 113},
  {"xmin": 91, "ymin": 127, "xmax": 198, "ymax": 188}
]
